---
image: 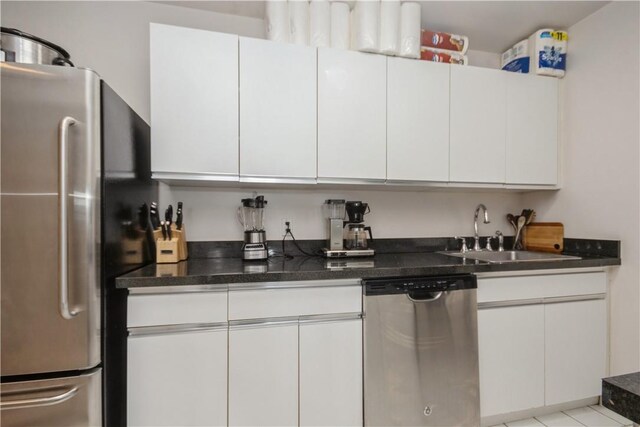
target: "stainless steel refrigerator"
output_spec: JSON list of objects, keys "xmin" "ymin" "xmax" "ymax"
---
[{"xmin": 1, "ymin": 62, "xmax": 156, "ymax": 426}]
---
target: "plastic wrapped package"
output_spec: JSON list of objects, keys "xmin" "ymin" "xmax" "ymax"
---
[
  {"xmin": 420, "ymin": 47, "xmax": 468, "ymax": 65},
  {"xmin": 289, "ymin": 0, "xmax": 310, "ymax": 45},
  {"xmin": 352, "ymin": 0, "xmax": 380, "ymax": 53},
  {"xmin": 379, "ymin": 0, "xmax": 400, "ymax": 55},
  {"xmin": 330, "ymin": 1, "xmax": 351, "ymax": 49},
  {"xmin": 265, "ymin": 0, "xmax": 290, "ymax": 43},
  {"xmin": 398, "ymin": 2, "xmax": 420, "ymax": 58},
  {"xmin": 310, "ymin": 0, "xmax": 331, "ymax": 47},
  {"xmin": 420, "ymin": 29, "xmax": 468, "ymax": 54}
]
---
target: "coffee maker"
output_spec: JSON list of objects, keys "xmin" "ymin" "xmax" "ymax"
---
[
  {"xmin": 322, "ymin": 200, "xmax": 374, "ymax": 258},
  {"xmin": 238, "ymin": 196, "xmax": 268, "ymax": 260}
]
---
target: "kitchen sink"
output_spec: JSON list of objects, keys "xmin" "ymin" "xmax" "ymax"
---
[{"xmin": 442, "ymin": 250, "xmax": 581, "ymax": 264}]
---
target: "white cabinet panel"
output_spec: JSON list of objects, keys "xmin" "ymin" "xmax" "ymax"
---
[
  {"xmin": 450, "ymin": 66, "xmax": 506, "ymax": 183},
  {"xmin": 229, "ymin": 284, "xmax": 362, "ymax": 320},
  {"xmin": 544, "ymin": 300, "xmax": 607, "ymax": 405},
  {"xmin": 506, "ymin": 73, "xmax": 558, "ymax": 185},
  {"xmin": 387, "ymin": 58, "xmax": 450, "ymax": 182},
  {"xmin": 229, "ymin": 324, "xmax": 298, "ymax": 427},
  {"xmin": 127, "ymin": 329, "xmax": 227, "ymax": 426},
  {"xmin": 478, "ymin": 305, "xmax": 545, "ymax": 417},
  {"xmin": 240, "ymin": 38, "xmax": 317, "ymax": 179},
  {"xmin": 128, "ymin": 291, "xmax": 227, "ymax": 327},
  {"xmin": 150, "ymin": 24, "xmax": 238, "ymax": 177},
  {"xmin": 299, "ymin": 319, "xmax": 363, "ymax": 427},
  {"xmin": 318, "ymin": 48, "xmax": 387, "ymax": 180}
]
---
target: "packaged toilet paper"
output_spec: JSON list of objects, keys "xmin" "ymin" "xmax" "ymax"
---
[
  {"xmin": 310, "ymin": 0, "xmax": 331, "ymax": 47},
  {"xmin": 265, "ymin": 0, "xmax": 290, "ymax": 43},
  {"xmin": 420, "ymin": 47, "xmax": 467, "ymax": 65},
  {"xmin": 529, "ymin": 29, "xmax": 568, "ymax": 77},
  {"xmin": 398, "ymin": 2, "xmax": 421, "ymax": 59},
  {"xmin": 289, "ymin": 0, "xmax": 310, "ymax": 46},
  {"xmin": 352, "ymin": 0, "xmax": 380, "ymax": 53},
  {"xmin": 501, "ymin": 39, "xmax": 530, "ymax": 73},
  {"xmin": 420, "ymin": 29, "xmax": 468, "ymax": 54},
  {"xmin": 330, "ymin": 1, "xmax": 351, "ymax": 49},
  {"xmin": 379, "ymin": 0, "xmax": 401, "ymax": 55}
]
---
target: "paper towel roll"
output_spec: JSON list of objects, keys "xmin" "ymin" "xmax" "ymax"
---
[
  {"xmin": 289, "ymin": 0, "xmax": 310, "ymax": 45},
  {"xmin": 330, "ymin": 0, "xmax": 356, "ymax": 9},
  {"xmin": 352, "ymin": 0, "xmax": 380, "ymax": 53},
  {"xmin": 529, "ymin": 29, "xmax": 567, "ymax": 78},
  {"xmin": 265, "ymin": 0, "xmax": 290, "ymax": 43},
  {"xmin": 310, "ymin": 0, "xmax": 331, "ymax": 47},
  {"xmin": 399, "ymin": 2, "xmax": 420, "ymax": 58},
  {"xmin": 379, "ymin": 0, "xmax": 400, "ymax": 55},
  {"xmin": 330, "ymin": 1, "xmax": 351, "ymax": 49}
]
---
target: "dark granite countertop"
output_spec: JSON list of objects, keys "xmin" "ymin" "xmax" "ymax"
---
[
  {"xmin": 602, "ymin": 372, "xmax": 639, "ymax": 423},
  {"xmin": 116, "ymin": 237, "xmax": 620, "ymax": 288}
]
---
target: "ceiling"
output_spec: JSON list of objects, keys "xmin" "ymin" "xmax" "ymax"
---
[{"xmin": 152, "ymin": 1, "xmax": 609, "ymax": 52}]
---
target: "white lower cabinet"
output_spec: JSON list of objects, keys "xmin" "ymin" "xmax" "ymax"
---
[
  {"xmin": 478, "ymin": 305, "xmax": 545, "ymax": 417},
  {"xmin": 478, "ymin": 272, "xmax": 608, "ymax": 421},
  {"xmin": 228, "ymin": 323, "xmax": 299, "ymax": 427},
  {"xmin": 299, "ymin": 319, "xmax": 363, "ymax": 427},
  {"xmin": 127, "ymin": 328, "xmax": 228, "ymax": 427},
  {"xmin": 544, "ymin": 299, "xmax": 607, "ymax": 405}
]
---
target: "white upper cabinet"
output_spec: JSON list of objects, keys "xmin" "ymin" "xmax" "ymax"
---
[
  {"xmin": 387, "ymin": 58, "xmax": 450, "ymax": 182},
  {"xmin": 150, "ymin": 24, "xmax": 239, "ymax": 179},
  {"xmin": 239, "ymin": 38, "xmax": 317, "ymax": 181},
  {"xmin": 506, "ymin": 73, "xmax": 559, "ymax": 185},
  {"xmin": 318, "ymin": 48, "xmax": 387, "ymax": 181},
  {"xmin": 450, "ymin": 66, "xmax": 507, "ymax": 184}
]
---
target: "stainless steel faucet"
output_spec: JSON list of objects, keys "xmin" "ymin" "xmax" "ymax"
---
[{"xmin": 473, "ymin": 204, "xmax": 490, "ymax": 251}]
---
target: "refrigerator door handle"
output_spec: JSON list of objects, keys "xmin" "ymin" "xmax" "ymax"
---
[
  {"xmin": 0, "ymin": 386, "xmax": 79, "ymax": 410},
  {"xmin": 58, "ymin": 116, "xmax": 78, "ymax": 320}
]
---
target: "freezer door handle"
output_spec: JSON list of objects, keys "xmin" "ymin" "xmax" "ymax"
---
[
  {"xmin": 58, "ymin": 116, "xmax": 78, "ymax": 320},
  {"xmin": 0, "ymin": 386, "xmax": 79, "ymax": 410}
]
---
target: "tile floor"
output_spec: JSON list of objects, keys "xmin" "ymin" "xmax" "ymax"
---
[{"xmin": 491, "ymin": 405, "xmax": 635, "ymax": 427}]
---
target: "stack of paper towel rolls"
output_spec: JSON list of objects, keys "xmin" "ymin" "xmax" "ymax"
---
[
  {"xmin": 419, "ymin": 29, "xmax": 469, "ymax": 65},
  {"xmin": 264, "ymin": 0, "xmax": 422, "ymax": 58}
]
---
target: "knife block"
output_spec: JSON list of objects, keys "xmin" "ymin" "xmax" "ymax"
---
[
  {"xmin": 171, "ymin": 224, "xmax": 188, "ymax": 261},
  {"xmin": 156, "ymin": 238, "xmax": 181, "ymax": 264}
]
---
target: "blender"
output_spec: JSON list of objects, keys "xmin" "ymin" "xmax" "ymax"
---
[{"xmin": 238, "ymin": 195, "xmax": 268, "ymax": 260}]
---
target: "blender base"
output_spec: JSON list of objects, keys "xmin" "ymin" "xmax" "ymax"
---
[{"xmin": 242, "ymin": 243, "xmax": 268, "ymax": 260}]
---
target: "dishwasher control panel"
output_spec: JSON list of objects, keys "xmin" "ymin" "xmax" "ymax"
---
[{"xmin": 363, "ymin": 274, "xmax": 477, "ymax": 296}]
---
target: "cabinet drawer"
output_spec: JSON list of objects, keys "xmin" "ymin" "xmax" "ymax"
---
[
  {"xmin": 478, "ymin": 272, "xmax": 606, "ymax": 304},
  {"xmin": 229, "ymin": 281, "xmax": 362, "ymax": 320},
  {"xmin": 128, "ymin": 290, "xmax": 227, "ymax": 327}
]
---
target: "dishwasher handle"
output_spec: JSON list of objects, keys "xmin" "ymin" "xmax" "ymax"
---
[{"xmin": 407, "ymin": 290, "xmax": 444, "ymax": 302}]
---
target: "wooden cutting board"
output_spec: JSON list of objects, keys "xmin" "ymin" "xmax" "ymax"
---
[{"xmin": 522, "ymin": 222, "xmax": 564, "ymax": 253}]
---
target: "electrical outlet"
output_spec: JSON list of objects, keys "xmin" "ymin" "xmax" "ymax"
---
[{"xmin": 281, "ymin": 219, "xmax": 291, "ymax": 237}]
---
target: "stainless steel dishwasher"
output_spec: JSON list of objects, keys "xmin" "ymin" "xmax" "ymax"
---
[{"xmin": 363, "ymin": 274, "xmax": 480, "ymax": 427}]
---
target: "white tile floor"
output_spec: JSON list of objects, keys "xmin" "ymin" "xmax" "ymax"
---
[{"xmin": 491, "ymin": 405, "xmax": 635, "ymax": 427}]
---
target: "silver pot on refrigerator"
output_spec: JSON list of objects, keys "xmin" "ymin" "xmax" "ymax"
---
[{"xmin": 1, "ymin": 27, "xmax": 74, "ymax": 66}]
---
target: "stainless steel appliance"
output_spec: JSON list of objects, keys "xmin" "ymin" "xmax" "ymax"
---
[
  {"xmin": 1, "ymin": 63, "xmax": 156, "ymax": 426},
  {"xmin": 322, "ymin": 200, "xmax": 375, "ymax": 258},
  {"xmin": 238, "ymin": 195, "xmax": 268, "ymax": 260},
  {"xmin": 363, "ymin": 274, "xmax": 480, "ymax": 426},
  {"xmin": 1, "ymin": 27, "xmax": 74, "ymax": 66}
]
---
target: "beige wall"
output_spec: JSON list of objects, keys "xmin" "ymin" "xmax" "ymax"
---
[{"xmin": 523, "ymin": 1, "xmax": 640, "ymax": 375}]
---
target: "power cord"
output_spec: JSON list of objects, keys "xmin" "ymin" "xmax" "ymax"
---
[{"xmin": 282, "ymin": 221, "xmax": 321, "ymax": 258}]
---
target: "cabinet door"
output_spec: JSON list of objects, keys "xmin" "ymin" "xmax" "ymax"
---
[
  {"xmin": 545, "ymin": 299, "xmax": 607, "ymax": 405},
  {"xmin": 127, "ymin": 328, "xmax": 227, "ymax": 426},
  {"xmin": 506, "ymin": 73, "xmax": 558, "ymax": 185},
  {"xmin": 229, "ymin": 324, "xmax": 298, "ymax": 427},
  {"xmin": 299, "ymin": 319, "xmax": 363, "ymax": 427},
  {"xmin": 450, "ymin": 66, "xmax": 506, "ymax": 183},
  {"xmin": 240, "ymin": 38, "xmax": 317, "ymax": 180},
  {"xmin": 150, "ymin": 24, "xmax": 238, "ymax": 179},
  {"xmin": 478, "ymin": 305, "xmax": 545, "ymax": 417},
  {"xmin": 318, "ymin": 48, "xmax": 387, "ymax": 181},
  {"xmin": 387, "ymin": 57, "xmax": 450, "ymax": 182}
]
